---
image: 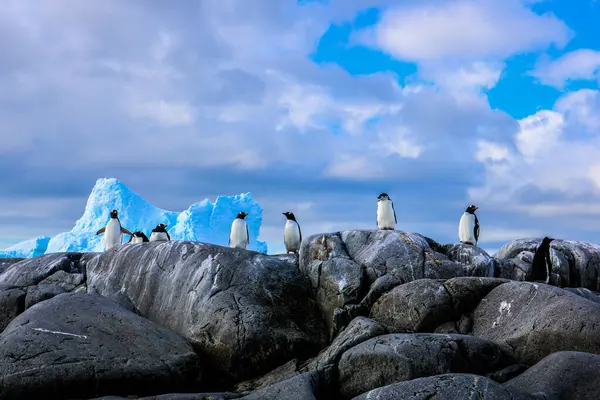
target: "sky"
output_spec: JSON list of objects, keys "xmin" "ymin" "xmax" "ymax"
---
[{"xmin": 2, "ymin": 0, "xmax": 600, "ymax": 255}]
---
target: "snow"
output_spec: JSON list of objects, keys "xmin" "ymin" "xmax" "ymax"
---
[
  {"xmin": 0, "ymin": 236, "xmax": 51, "ymax": 258},
  {"xmin": 1, "ymin": 178, "xmax": 267, "ymax": 257}
]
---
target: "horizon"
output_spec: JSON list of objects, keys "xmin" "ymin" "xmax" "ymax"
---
[{"xmin": 2, "ymin": 0, "xmax": 600, "ymax": 256}]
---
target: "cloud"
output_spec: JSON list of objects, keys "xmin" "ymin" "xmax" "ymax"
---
[
  {"xmin": 532, "ymin": 49, "xmax": 600, "ymax": 89},
  {"xmin": 470, "ymin": 89, "xmax": 600, "ymax": 212},
  {"xmin": 360, "ymin": 0, "xmax": 570, "ymax": 62}
]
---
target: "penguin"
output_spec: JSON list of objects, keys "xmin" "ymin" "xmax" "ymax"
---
[
  {"xmin": 128, "ymin": 231, "xmax": 149, "ymax": 244},
  {"xmin": 530, "ymin": 237, "xmax": 554, "ymax": 284},
  {"xmin": 376, "ymin": 193, "xmax": 396, "ymax": 230},
  {"xmin": 458, "ymin": 205, "xmax": 479, "ymax": 246},
  {"xmin": 96, "ymin": 209, "xmax": 134, "ymax": 251},
  {"xmin": 229, "ymin": 212, "xmax": 249, "ymax": 249},
  {"xmin": 282, "ymin": 211, "xmax": 302, "ymax": 255},
  {"xmin": 149, "ymin": 223, "xmax": 171, "ymax": 242}
]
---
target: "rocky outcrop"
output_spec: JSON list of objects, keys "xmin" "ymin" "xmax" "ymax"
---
[
  {"xmin": 473, "ymin": 281, "xmax": 600, "ymax": 365},
  {"xmin": 0, "ymin": 292, "xmax": 201, "ymax": 400},
  {"xmin": 504, "ymin": 351, "xmax": 600, "ymax": 400},
  {"xmin": 1, "ymin": 230, "xmax": 600, "ymax": 399},
  {"xmin": 494, "ymin": 238, "xmax": 600, "ymax": 290},
  {"xmin": 85, "ymin": 241, "xmax": 327, "ymax": 385},
  {"xmin": 338, "ymin": 333, "xmax": 515, "ymax": 398},
  {"xmin": 351, "ymin": 373, "xmax": 532, "ymax": 400}
]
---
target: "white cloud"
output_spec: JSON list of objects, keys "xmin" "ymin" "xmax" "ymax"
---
[
  {"xmin": 480, "ymin": 227, "xmax": 545, "ymax": 242},
  {"xmin": 470, "ymin": 89, "xmax": 600, "ymax": 210},
  {"xmin": 361, "ymin": 0, "xmax": 570, "ymax": 62},
  {"xmin": 128, "ymin": 100, "xmax": 195, "ymax": 127},
  {"xmin": 532, "ymin": 49, "xmax": 600, "ymax": 88}
]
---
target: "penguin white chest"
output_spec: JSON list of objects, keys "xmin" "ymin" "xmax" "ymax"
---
[
  {"xmin": 377, "ymin": 200, "xmax": 396, "ymax": 230},
  {"xmin": 104, "ymin": 219, "xmax": 122, "ymax": 250},
  {"xmin": 131, "ymin": 236, "xmax": 144, "ymax": 244},
  {"xmin": 458, "ymin": 213, "xmax": 477, "ymax": 244},
  {"xmin": 284, "ymin": 220, "xmax": 301, "ymax": 252},
  {"xmin": 149, "ymin": 232, "xmax": 169, "ymax": 242},
  {"xmin": 230, "ymin": 219, "xmax": 249, "ymax": 249}
]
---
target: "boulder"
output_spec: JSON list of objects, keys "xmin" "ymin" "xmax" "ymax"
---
[
  {"xmin": 563, "ymin": 287, "xmax": 600, "ymax": 304},
  {"xmin": 443, "ymin": 244, "xmax": 495, "ymax": 277},
  {"xmin": 443, "ymin": 277, "xmax": 510, "ymax": 315},
  {"xmin": 0, "ymin": 292, "xmax": 201, "ymax": 400},
  {"xmin": 494, "ymin": 238, "xmax": 600, "ymax": 290},
  {"xmin": 239, "ymin": 369, "xmax": 330, "ymax": 400},
  {"xmin": 473, "ymin": 281, "xmax": 600, "ymax": 365},
  {"xmin": 0, "ymin": 253, "xmax": 84, "ymax": 287},
  {"xmin": 338, "ymin": 333, "xmax": 515, "ymax": 398},
  {"xmin": 370, "ymin": 279, "xmax": 452, "ymax": 332},
  {"xmin": 504, "ymin": 351, "xmax": 600, "ymax": 400},
  {"xmin": 0, "ymin": 258, "xmax": 23, "ymax": 275},
  {"xmin": 85, "ymin": 241, "xmax": 327, "ymax": 385},
  {"xmin": 39, "ymin": 270, "xmax": 85, "ymax": 291},
  {"xmin": 0, "ymin": 287, "xmax": 26, "ymax": 332},
  {"xmin": 24, "ymin": 284, "xmax": 67, "ymax": 309},
  {"xmin": 299, "ymin": 230, "xmax": 491, "ymax": 338},
  {"xmin": 351, "ymin": 373, "xmax": 532, "ymax": 400}
]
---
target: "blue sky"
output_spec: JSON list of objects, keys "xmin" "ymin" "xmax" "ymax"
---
[{"xmin": 2, "ymin": 0, "xmax": 600, "ymax": 255}]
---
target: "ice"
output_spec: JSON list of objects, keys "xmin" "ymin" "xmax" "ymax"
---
[
  {"xmin": 0, "ymin": 236, "xmax": 51, "ymax": 258},
  {"xmin": 1, "ymin": 178, "xmax": 267, "ymax": 257}
]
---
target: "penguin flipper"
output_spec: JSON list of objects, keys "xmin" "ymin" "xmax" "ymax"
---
[
  {"xmin": 166, "ymin": 232, "xmax": 171, "ymax": 241},
  {"xmin": 96, "ymin": 227, "xmax": 106, "ymax": 235},
  {"xmin": 392, "ymin": 201, "xmax": 397, "ymax": 224},
  {"xmin": 246, "ymin": 224, "xmax": 250, "ymax": 245},
  {"xmin": 474, "ymin": 215, "xmax": 480, "ymax": 243},
  {"xmin": 121, "ymin": 228, "xmax": 134, "ymax": 236}
]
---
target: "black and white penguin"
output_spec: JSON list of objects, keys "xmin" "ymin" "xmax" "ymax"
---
[
  {"xmin": 149, "ymin": 224, "xmax": 171, "ymax": 242},
  {"xmin": 458, "ymin": 205, "xmax": 479, "ymax": 245},
  {"xmin": 531, "ymin": 237, "xmax": 554, "ymax": 284},
  {"xmin": 229, "ymin": 212, "xmax": 249, "ymax": 249},
  {"xmin": 96, "ymin": 209, "xmax": 133, "ymax": 251},
  {"xmin": 128, "ymin": 231, "xmax": 149, "ymax": 244},
  {"xmin": 376, "ymin": 193, "xmax": 396, "ymax": 230},
  {"xmin": 282, "ymin": 211, "xmax": 302, "ymax": 255}
]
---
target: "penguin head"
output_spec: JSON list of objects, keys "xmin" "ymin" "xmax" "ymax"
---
[
  {"xmin": 133, "ymin": 231, "xmax": 143, "ymax": 237},
  {"xmin": 154, "ymin": 224, "xmax": 168, "ymax": 232},
  {"xmin": 465, "ymin": 205, "xmax": 479, "ymax": 213},
  {"xmin": 110, "ymin": 209, "xmax": 119, "ymax": 218},
  {"xmin": 377, "ymin": 193, "xmax": 390, "ymax": 201},
  {"xmin": 236, "ymin": 212, "xmax": 248, "ymax": 219},
  {"xmin": 158, "ymin": 223, "xmax": 168, "ymax": 229},
  {"xmin": 542, "ymin": 236, "xmax": 555, "ymax": 245},
  {"xmin": 282, "ymin": 212, "xmax": 296, "ymax": 221}
]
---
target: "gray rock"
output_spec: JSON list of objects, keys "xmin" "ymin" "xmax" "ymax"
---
[
  {"xmin": 443, "ymin": 277, "xmax": 510, "ymax": 315},
  {"xmin": 24, "ymin": 283, "xmax": 67, "ymax": 309},
  {"xmin": 0, "ymin": 258, "xmax": 23, "ymax": 275},
  {"xmin": 235, "ymin": 359, "xmax": 300, "ymax": 393},
  {"xmin": 39, "ymin": 270, "xmax": 85, "ymax": 291},
  {"xmin": 301, "ymin": 316, "xmax": 387, "ymax": 372},
  {"xmin": 239, "ymin": 369, "xmax": 330, "ymax": 400},
  {"xmin": 0, "ymin": 292, "xmax": 201, "ymax": 400},
  {"xmin": 94, "ymin": 394, "xmax": 241, "ymax": 400},
  {"xmin": 444, "ymin": 244, "xmax": 495, "ymax": 277},
  {"xmin": 563, "ymin": 287, "xmax": 600, "ymax": 304},
  {"xmin": 0, "ymin": 287, "xmax": 26, "ymax": 332},
  {"xmin": 487, "ymin": 364, "xmax": 529, "ymax": 383},
  {"xmin": 495, "ymin": 238, "xmax": 600, "ymax": 290},
  {"xmin": 86, "ymin": 241, "xmax": 326, "ymax": 385},
  {"xmin": 504, "ymin": 351, "xmax": 600, "ymax": 400},
  {"xmin": 473, "ymin": 281, "xmax": 600, "ymax": 365},
  {"xmin": 298, "ymin": 232, "xmax": 365, "ymax": 340},
  {"xmin": 351, "ymin": 373, "xmax": 532, "ymax": 400},
  {"xmin": 0, "ymin": 253, "xmax": 84, "ymax": 287},
  {"xmin": 370, "ymin": 279, "xmax": 453, "ymax": 332},
  {"xmin": 493, "ymin": 257, "xmax": 531, "ymax": 282},
  {"xmin": 338, "ymin": 333, "xmax": 515, "ymax": 398}
]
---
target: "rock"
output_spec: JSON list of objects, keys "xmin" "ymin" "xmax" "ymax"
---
[
  {"xmin": 487, "ymin": 364, "xmax": 529, "ymax": 383},
  {"xmin": 24, "ymin": 283, "xmax": 67, "ymax": 309},
  {"xmin": 443, "ymin": 277, "xmax": 510, "ymax": 315},
  {"xmin": 495, "ymin": 238, "xmax": 600, "ymax": 290},
  {"xmin": 351, "ymin": 373, "xmax": 532, "ymax": 400},
  {"xmin": 94, "ymin": 394, "xmax": 241, "ymax": 400},
  {"xmin": 239, "ymin": 370, "xmax": 329, "ymax": 400},
  {"xmin": 444, "ymin": 244, "xmax": 495, "ymax": 277},
  {"xmin": 86, "ymin": 241, "xmax": 326, "ymax": 385},
  {"xmin": 0, "ymin": 253, "xmax": 84, "ymax": 287},
  {"xmin": 473, "ymin": 281, "xmax": 600, "ymax": 365},
  {"xmin": 235, "ymin": 359, "xmax": 300, "ymax": 393},
  {"xmin": 0, "ymin": 287, "xmax": 26, "ymax": 332},
  {"xmin": 300, "ymin": 230, "xmax": 492, "ymax": 338},
  {"xmin": 0, "ymin": 258, "xmax": 23, "ymax": 275},
  {"xmin": 301, "ymin": 317, "xmax": 387, "ymax": 374},
  {"xmin": 0, "ymin": 292, "xmax": 201, "ymax": 400},
  {"xmin": 298, "ymin": 232, "xmax": 365, "ymax": 339},
  {"xmin": 39, "ymin": 270, "xmax": 85, "ymax": 291},
  {"xmin": 493, "ymin": 257, "xmax": 530, "ymax": 282},
  {"xmin": 338, "ymin": 333, "xmax": 515, "ymax": 398},
  {"xmin": 563, "ymin": 287, "xmax": 600, "ymax": 304},
  {"xmin": 504, "ymin": 351, "xmax": 600, "ymax": 400},
  {"xmin": 370, "ymin": 279, "xmax": 453, "ymax": 332}
]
